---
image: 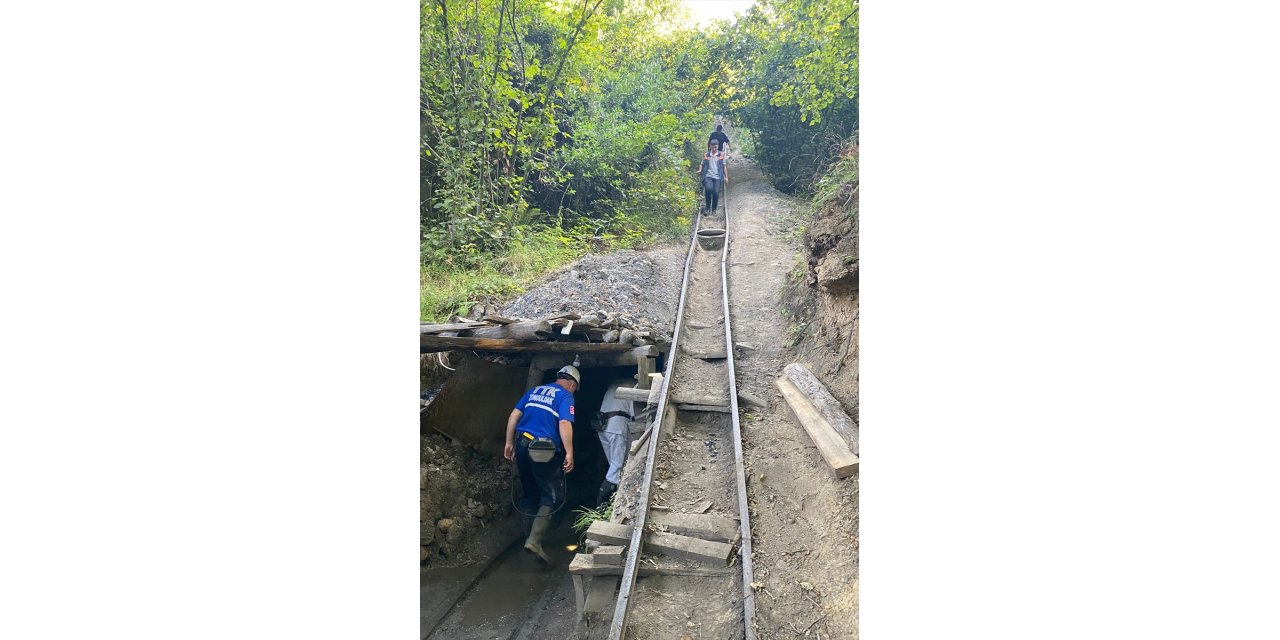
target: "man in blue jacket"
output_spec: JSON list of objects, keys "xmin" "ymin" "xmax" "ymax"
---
[{"xmin": 504, "ymin": 365, "xmax": 580, "ymax": 565}]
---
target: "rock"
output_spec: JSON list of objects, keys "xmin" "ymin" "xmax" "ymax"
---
[
  {"xmin": 735, "ymin": 342, "xmax": 759, "ymax": 351},
  {"xmin": 437, "ymin": 518, "xmax": 455, "ymax": 531}
]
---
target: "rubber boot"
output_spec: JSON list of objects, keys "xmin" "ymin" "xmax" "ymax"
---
[
  {"xmin": 524, "ymin": 505, "xmax": 553, "ymax": 566},
  {"xmin": 596, "ymin": 480, "xmax": 618, "ymax": 508}
]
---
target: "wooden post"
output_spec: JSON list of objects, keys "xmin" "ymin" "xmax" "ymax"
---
[{"xmin": 634, "ymin": 356, "xmax": 655, "ymax": 390}]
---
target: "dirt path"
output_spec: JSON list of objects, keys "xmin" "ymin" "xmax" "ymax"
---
[{"xmin": 725, "ymin": 143, "xmax": 860, "ymax": 639}]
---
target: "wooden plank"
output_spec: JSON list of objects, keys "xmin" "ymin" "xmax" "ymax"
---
[
  {"xmin": 535, "ymin": 312, "xmax": 581, "ymax": 323},
  {"xmin": 628, "ymin": 426, "xmax": 653, "ymax": 455},
  {"xmin": 572, "ymin": 574, "xmax": 586, "ymax": 620},
  {"xmin": 586, "ymin": 521, "xmax": 633, "ymax": 546},
  {"xmin": 671, "ymin": 393, "xmax": 728, "ymax": 407},
  {"xmin": 651, "ymin": 511, "xmax": 739, "ymax": 543},
  {"xmin": 465, "ymin": 320, "xmax": 554, "ymax": 341},
  {"xmin": 421, "ymin": 335, "xmax": 635, "ymax": 354},
  {"xmin": 614, "ymin": 387, "xmax": 652, "ymax": 402},
  {"xmin": 676, "ymin": 403, "xmax": 732, "ymax": 413},
  {"xmin": 782, "ymin": 363, "xmax": 859, "ymax": 455},
  {"xmin": 594, "ymin": 545, "xmax": 625, "ymax": 566},
  {"xmin": 570, "ymin": 553, "xmax": 734, "ymax": 577},
  {"xmin": 481, "ymin": 315, "xmax": 517, "ymax": 325},
  {"xmin": 775, "ymin": 378, "xmax": 859, "ymax": 478},
  {"xmin": 647, "ymin": 530, "xmax": 734, "ymax": 564},
  {"xmin": 420, "ymin": 321, "xmax": 486, "ymax": 333}
]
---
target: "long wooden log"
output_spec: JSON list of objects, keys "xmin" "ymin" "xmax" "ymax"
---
[
  {"xmin": 421, "ymin": 335, "xmax": 636, "ymax": 354},
  {"xmin": 420, "ymin": 321, "xmax": 487, "ymax": 333},
  {"xmin": 782, "ymin": 363, "xmax": 859, "ymax": 455},
  {"xmin": 464, "ymin": 320, "xmax": 553, "ymax": 340},
  {"xmin": 775, "ymin": 378, "xmax": 859, "ymax": 478},
  {"xmin": 614, "ymin": 387, "xmax": 652, "ymax": 402}
]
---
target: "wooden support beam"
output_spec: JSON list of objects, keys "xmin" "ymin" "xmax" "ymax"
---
[
  {"xmin": 651, "ymin": 511, "xmax": 740, "ymax": 543},
  {"xmin": 421, "ymin": 335, "xmax": 636, "ymax": 354},
  {"xmin": 572, "ymin": 574, "xmax": 586, "ymax": 620},
  {"xmin": 634, "ymin": 356, "xmax": 655, "ymax": 389},
  {"xmin": 775, "ymin": 378, "xmax": 859, "ymax": 478},
  {"xmin": 782, "ymin": 363, "xmax": 859, "ymax": 455},
  {"xmin": 529, "ymin": 346, "xmax": 658, "ymax": 370}
]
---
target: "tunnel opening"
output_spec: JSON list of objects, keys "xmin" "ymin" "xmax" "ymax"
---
[{"xmin": 423, "ymin": 356, "xmax": 663, "ymax": 638}]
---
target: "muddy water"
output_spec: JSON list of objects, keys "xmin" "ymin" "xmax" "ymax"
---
[{"xmin": 427, "ymin": 520, "xmax": 580, "ymax": 639}]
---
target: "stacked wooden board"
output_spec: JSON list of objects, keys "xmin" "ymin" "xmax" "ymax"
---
[
  {"xmin": 421, "ymin": 311, "xmax": 664, "ymax": 353},
  {"xmin": 568, "ymin": 512, "xmax": 740, "ymax": 620},
  {"xmin": 776, "ymin": 363, "xmax": 859, "ymax": 479}
]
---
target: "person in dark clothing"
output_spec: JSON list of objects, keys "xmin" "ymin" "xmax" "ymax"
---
[
  {"xmin": 708, "ymin": 124, "xmax": 730, "ymax": 154},
  {"xmin": 697, "ymin": 140, "xmax": 728, "ymax": 214},
  {"xmin": 504, "ymin": 365, "xmax": 579, "ymax": 565}
]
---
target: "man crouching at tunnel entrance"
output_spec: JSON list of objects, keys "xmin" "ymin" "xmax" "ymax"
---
[{"xmin": 504, "ymin": 365, "xmax": 580, "ymax": 566}]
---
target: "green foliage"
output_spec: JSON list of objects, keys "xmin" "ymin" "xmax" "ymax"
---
[
  {"xmin": 422, "ymin": 0, "xmax": 712, "ymax": 319},
  {"xmin": 707, "ymin": 0, "xmax": 859, "ymax": 194},
  {"xmin": 812, "ymin": 139, "xmax": 859, "ymax": 219},
  {"xmin": 572, "ymin": 498, "xmax": 613, "ymax": 536}
]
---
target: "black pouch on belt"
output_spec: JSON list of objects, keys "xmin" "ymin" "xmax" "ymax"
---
[{"xmin": 527, "ymin": 437, "xmax": 557, "ymax": 463}]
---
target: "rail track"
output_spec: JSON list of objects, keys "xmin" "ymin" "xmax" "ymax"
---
[
  {"xmin": 606, "ymin": 183, "xmax": 756, "ymax": 640},
  {"xmin": 420, "ymin": 179, "xmax": 755, "ymax": 640}
]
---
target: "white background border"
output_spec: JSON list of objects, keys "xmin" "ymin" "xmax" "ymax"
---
[{"xmin": 2, "ymin": 1, "xmax": 1279, "ymax": 637}]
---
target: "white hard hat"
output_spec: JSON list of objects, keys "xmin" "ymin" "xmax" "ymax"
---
[{"xmin": 557, "ymin": 365, "xmax": 582, "ymax": 385}]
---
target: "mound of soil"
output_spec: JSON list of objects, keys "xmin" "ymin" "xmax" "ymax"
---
[
  {"xmin": 784, "ymin": 157, "xmax": 858, "ymax": 418},
  {"xmin": 420, "ymin": 432, "xmax": 513, "ymax": 568}
]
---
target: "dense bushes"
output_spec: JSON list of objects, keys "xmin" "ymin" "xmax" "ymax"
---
[
  {"xmin": 715, "ymin": 0, "xmax": 859, "ymax": 195},
  {"xmin": 421, "ymin": 0, "xmax": 859, "ymax": 320},
  {"xmin": 421, "ymin": 0, "xmax": 716, "ymax": 319}
]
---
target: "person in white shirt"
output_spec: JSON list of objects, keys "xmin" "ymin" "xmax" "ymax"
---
[{"xmin": 594, "ymin": 380, "xmax": 635, "ymax": 506}]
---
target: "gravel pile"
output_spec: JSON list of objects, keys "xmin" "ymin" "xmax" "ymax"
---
[
  {"xmin": 420, "ymin": 432, "xmax": 513, "ymax": 566},
  {"xmin": 501, "ymin": 246, "xmax": 687, "ymax": 342}
]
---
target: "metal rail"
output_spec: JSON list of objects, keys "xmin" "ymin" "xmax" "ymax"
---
[
  {"xmin": 719, "ymin": 177, "xmax": 758, "ymax": 640},
  {"xmin": 607, "ymin": 165, "xmax": 754, "ymax": 639},
  {"xmin": 606, "ymin": 201, "xmax": 703, "ymax": 640}
]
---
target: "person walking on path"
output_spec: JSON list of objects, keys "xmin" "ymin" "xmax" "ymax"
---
[
  {"xmin": 503, "ymin": 365, "xmax": 580, "ymax": 565},
  {"xmin": 698, "ymin": 140, "xmax": 728, "ymax": 214},
  {"xmin": 593, "ymin": 380, "xmax": 635, "ymax": 507},
  {"xmin": 708, "ymin": 124, "xmax": 730, "ymax": 155}
]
